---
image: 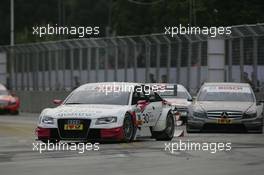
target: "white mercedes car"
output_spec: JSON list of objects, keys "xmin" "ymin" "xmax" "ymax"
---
[
  {"xmin": 187, "ymin": 83, "xmax": 263, "ymax": 133},
  {"xmin": 36, "ymin": 82, "xmax": 175, "ymax": 143}
]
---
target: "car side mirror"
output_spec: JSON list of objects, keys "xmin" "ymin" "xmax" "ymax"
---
[
  {"xmin": 136, "ymin": 100, "xmax": 148, "ymax": 111},
  {"xmin": 137, "ymin": 100, "xmax": 147, "ymax": 105},
  {"xmin": 53, "ymin": 99, "xmax": 63, "ymax": 105}
]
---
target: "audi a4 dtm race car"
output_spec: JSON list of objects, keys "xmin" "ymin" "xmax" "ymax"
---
[
  {"xmin": 36, "ymin": 82, "xmax": 175, "ymax": 143},
  {"xmin": 187, "ymin": 83, "xmax": 263, "ymax": 133}
]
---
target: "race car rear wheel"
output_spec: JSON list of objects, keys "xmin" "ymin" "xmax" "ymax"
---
[
  {"xmin": 122, "ymin": 114, "xmax": 135, "ymax": 142},
  {"xmin": 151, "ymin": 113, "xmax": 175, "ymax": 141}
]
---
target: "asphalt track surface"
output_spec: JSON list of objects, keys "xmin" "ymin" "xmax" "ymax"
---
[{"xmin": 0, "ymin": 113, "xmax": 264, "ymax": 175}]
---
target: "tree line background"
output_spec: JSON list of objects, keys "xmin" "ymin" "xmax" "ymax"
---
[{"xmin": 0, "ymin": 0, "xmax": 264, "ymax": 45}]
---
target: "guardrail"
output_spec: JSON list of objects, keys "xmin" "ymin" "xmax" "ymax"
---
[{"xmin": 0, "ymin": 23, "xmax": 264, "ymax": 95}]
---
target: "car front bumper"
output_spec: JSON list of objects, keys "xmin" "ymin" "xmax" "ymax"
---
[
  {"xmin": 187, "ymin": 116, "xmax": 263, "ymax": 133},
  {"xmin": 36, "ymin": 126, "xmax": 125, "ymax": 141}
]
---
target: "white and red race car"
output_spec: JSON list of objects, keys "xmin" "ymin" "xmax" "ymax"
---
[
  {"xmin": 36, "ymin": 82, "xmax": 175, "ymax": 143},
  {"xmin": 0, "ymin": 83, "xmax": 20, "ymax": 115}
]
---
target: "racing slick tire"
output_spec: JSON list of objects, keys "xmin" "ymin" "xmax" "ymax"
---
[
  {"xmin": 151, "ymin": 113, "xmax": 175, "ymax": 141},
  {"xmin": 122, "ymin": 113, "xmax": 136, "ymax": 142}
]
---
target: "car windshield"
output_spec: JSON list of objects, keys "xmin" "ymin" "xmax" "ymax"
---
[
  {"xmin": 160, "ymin": 91, "xmax": 190, "ymax": 99},
  {"xmin": 0, "ymin": 90, "xmax": 9, "ymax": 96},
  {"xmin": 197, "ymin": 85, "xmax": 254, "ymax": 102},
  {"xmin": 65, "ymin": 90, "xmax": 130, "ymax": 105}
]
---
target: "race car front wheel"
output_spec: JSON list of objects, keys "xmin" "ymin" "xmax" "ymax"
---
[
  {"xmin": 151, "ymin": 113, "xmax": 175, "ymax": 141},
  {"xmin": 122, "ymin": 114, "xmax": 135, "ymax": 142}
]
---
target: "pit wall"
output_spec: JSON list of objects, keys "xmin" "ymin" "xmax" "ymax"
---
[{"xmin": 15, "ymin": 91, "xmax": 70, "ymax": 113}]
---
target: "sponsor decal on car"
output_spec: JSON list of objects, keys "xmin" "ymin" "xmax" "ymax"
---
[
  {"xmin": 204, "ymin": 86, "xmax": 251, "ymax": 93},
  {"xmin": 64, "ymin": 119, "xmax": 84, "ymax": 130}
]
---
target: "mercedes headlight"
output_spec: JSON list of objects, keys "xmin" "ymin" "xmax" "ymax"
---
[
  {"xmin": 243, "ymin": 107, "xmax": 257, "ymax": 118},
  {"xmin": 193, "ymin": 111, "xmax": 206, "ymax": 118},
  {"xmin": 41, "ymin": 116, "xmax": 54, "ymax": 124},
  {"xmin": 95, "ymin": 116, "xmax": 117, "ymax": 125},
  {"xmin": 192, "ymin": 105, "xmax": 206, "ymax": 118}
]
